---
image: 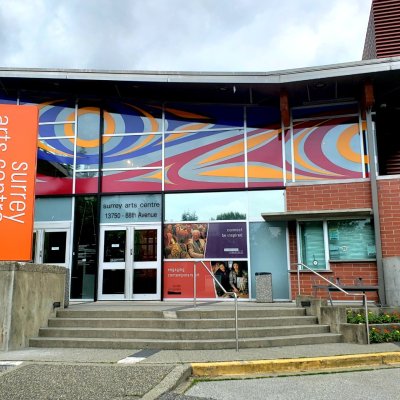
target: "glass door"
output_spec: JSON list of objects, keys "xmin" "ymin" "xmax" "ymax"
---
[
  {"xmin": 32, "ymin": 224, "xmax": 71, "ymax": 268},
  {"xmin": 98, "ymin": 225, "xmax": 161, "ymax": 300}
]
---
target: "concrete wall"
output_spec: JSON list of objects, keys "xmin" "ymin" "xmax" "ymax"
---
[{"xmin": 0, "ymin": 262, "xmax": 66, "ymax": 351}]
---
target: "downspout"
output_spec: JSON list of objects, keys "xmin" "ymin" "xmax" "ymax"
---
[{"xmin": 365, "ymin": 101, "xmax": 386, "ymax": 305}]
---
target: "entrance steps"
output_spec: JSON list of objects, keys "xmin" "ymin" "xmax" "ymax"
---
[{"xmin": 29, "ymin": 305, "xmax": 342, "ymax": 350}]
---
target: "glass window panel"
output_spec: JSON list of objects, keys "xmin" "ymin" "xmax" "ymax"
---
[
  {"xmin": 103, "ymin": 270, "xmax": 125, "ymax": 294},
  {"xmin": 246, "ymin": 106, "xmax": 280, "ymax": 128},
  {"xmin": 133, "ymin": 269, "xmax": 157, "ymax": 294},
  {"xmin": 38, "ymin": 138, "xmax": 74, "ymax": 172},
  {"xmin": 43, "ymin": 231, "xmax": 67, "ymax": 264},
  {"xmin": 165, "ymin": 103, "xmax": 243, "ymax": 131},
  {"xmin": 104, "ymin": 102, "xmax": 162, "ymax": 134},
  {"xmin": 249, "ymin": 221, "xmax": 289, "ymax": 299},
  {"xmin": 328, "ymin": 219, "xmax": 375, "ymax": 260},
  {"xmin": 76, "ymin": 106, "xmax": 100, "ymax": 169},
  {"xmin": 103, "ymin": 134, "xmax": 162, "ymax": 169},
  {"xmin": 165, "ymin": 129, "xmax": 245, "ymax": 191},
  {"xmin": 35, "ymin": 198, "xmax": 73, "ymax": 221},
  {"xmin": 101, "ymin": 169, "xmax": 162, "ymax": 193},
  {"xmin": 247, "ymin": 127, "xmax": 284, "ymax": 188},
  {"xmin": 36, "ymin": 139, "xmax": 74, "ymax": 195},
  {"xmin": 75, "ymin": 172, "xmax": 99, "ymax": 194},
  {"xmin": 71, "ymin": 196, "xmax": 98, "ymax": 299},
  {"xmin": 32, "ymin": 232, "xmax": 36, "ymax": 262},
  {"xmin": 104, "ymin": 230, "xmax": 126, "ymax": 262},
  {"xmin": 134, "ymin": 229, "xmax": 157, "ymax": 261},
  {"xmin": 300, "ymin": 221, "xmax": 326, "ymax": 269},
  {"xmin": 291, "ymin": 117, "xmax": 363, "ymax": 181},
  {"xmin": 39, "ymin": 123, "xmax": 75, "ymax": 138},
  {"xmin": 292, "ymin": 103, "xmax": 359, "ymax": 120},
  {"xmin": 165, "ymin": 191, "xmax": 247, "ymax": 222},
  {"xmin": 0, "ymin": 96, "xmax": 17, "ymax": 104},
  {"xmin": 248, "ymin": 190, "xmax": 285, "ymax": 220}
]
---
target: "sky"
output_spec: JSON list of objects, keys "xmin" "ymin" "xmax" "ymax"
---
[{"xmin": 0, "ymin": 0, "xmax": 372, "ymax": 72}]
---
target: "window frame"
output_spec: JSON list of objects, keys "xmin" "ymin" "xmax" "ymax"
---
[{"xmin": 297, "ymin": 217, "xmax": 376, "ymax": 269}]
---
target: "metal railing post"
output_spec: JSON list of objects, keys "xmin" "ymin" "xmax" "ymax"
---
[
  {"xmin": 293, "ymin": 262, "xmax": 370, "ymax": 344},
  {"xmin": 193, "ymin": 262, "xmax": 197, "ymax": 308},
  {"xmin": 195, "ymin": 261, "xmax": 239, "ymax": 351}
]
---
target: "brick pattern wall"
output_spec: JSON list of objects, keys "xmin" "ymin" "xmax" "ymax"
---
[
  {"xmin": 286, "ymin": 181, "xmax": 372, "ymax": 211},
  {"xmin": 290, "ymin": 263, "xmax": 379, "ymax": 302},
  {"xmin": 286, "ymin": 181, "xmax": 378, "ymax": 301},
  {"xmin": 378, "ymin": 178, "xmax": 400, "ymax": 257}
]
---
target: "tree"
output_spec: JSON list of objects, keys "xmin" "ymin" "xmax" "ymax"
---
[
  {"xmin": 181, "ymin": 210, "xmax": 198, "ymax": 221},
  {"xmin": 216, "ymin": 211, "xmax": 246, "ymax": 220}
]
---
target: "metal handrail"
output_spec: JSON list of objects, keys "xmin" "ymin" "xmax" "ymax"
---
[
  {"xmin": 293, "ymin": 262, "xmax": 370, "ymax": 345},
  {"xmin": 193, "ymin": 261, "xmax": 239, "ymax": 352}
]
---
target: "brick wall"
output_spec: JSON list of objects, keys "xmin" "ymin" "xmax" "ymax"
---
[
  {"xmin": 286, "ymin": 181, "xmax": 378, "ymax": 301},
  {"xmin": 378, "ymin": 178, "xmax": 400, "ymax": 258},
  {"xmin": 286, "ymin": 181, "xmax": 372, "ymax": 211}
]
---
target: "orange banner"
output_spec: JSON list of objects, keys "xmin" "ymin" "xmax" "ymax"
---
[{"xmin": 0, "ymin": 105, "xmax": 38, "ymax": 261}]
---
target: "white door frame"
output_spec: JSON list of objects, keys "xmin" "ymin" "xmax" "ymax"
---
[
  {"xmin": 98, "ymin": 223, "xmax": 162, "ymax": 300},
  {"xmin": 33, "ymin": 221, "xmax": 71, "ymax": 268}
]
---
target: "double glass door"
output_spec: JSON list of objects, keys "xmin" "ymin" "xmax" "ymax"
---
[{"xmin": 98, "ymin": 225, "xmax": 161, "ymax": 300}]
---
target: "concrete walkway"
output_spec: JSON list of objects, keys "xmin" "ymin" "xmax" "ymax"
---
[{"xmin": 0, "ymin": 301, "xmax": 399, "ymax": 399}]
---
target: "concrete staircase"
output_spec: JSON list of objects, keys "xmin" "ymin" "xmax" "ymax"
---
[{"xmin": 29, "ymin": 306, "xmax": 342, "ymax": 350}]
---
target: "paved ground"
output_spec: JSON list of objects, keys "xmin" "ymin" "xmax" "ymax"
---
[
  {"xmin": 1, "ymin": 342, "xmax": 400, "ymax": 399},
  {"xmin": 0, "ymin": 301, "xmax": 399, "ymax": 399}
]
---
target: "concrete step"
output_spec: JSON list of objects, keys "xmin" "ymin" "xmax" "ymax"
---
[
  {"xmin": 47, "ymin": 315, "xmax": 318, "ymax": 329},
  {"xmin": 29, "ymin": 333, "xmax": 342, "ymax": 350},
  {"xmin": 38, "ymin": 324, "xmax": 330, "ymax": 340},
  {"xmin": 55, "ymin": 307, "xmax": 306, "ymax": 320}
]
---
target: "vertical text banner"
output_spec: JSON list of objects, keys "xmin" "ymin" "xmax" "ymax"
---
[{"xmin": 0, "ymin": 105, "xmax": 39, "ymax": 261}]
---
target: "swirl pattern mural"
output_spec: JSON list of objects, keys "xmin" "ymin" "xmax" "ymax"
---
[
  {"xmin": 286, "ymin": 117, "xmax": 365, "ymax": 181},
  {"xmin": 1, "ymin": 98, "xmax": 366, "ymax": 195}
]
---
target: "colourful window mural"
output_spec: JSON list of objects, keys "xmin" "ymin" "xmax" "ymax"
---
[
  {"xmin": 1, "ymin": 96, "xmax": 370, "ymax": 194},
  {"xmin": 286, "ymin": 117, "xmax": 365, "ymax": 181}
]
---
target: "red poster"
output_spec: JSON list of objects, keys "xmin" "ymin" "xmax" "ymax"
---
[
  {"xmin": 0, "ymin": 105, "xmax": 39, "ymax": 261},
  {"xmin": 163, "ymin": 261, "xmax": 217, "ymax": 299}
]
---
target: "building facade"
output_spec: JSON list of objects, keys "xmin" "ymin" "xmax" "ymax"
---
[{"xmin": 1, "ymin": 58, "xmax": 400, "ymax": 305}]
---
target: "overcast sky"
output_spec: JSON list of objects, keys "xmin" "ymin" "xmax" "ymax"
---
[{"xmin": 0, "ymin": 0, "xmax": 372, "ymax": 72}]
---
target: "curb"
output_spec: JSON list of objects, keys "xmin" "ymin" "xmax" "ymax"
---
[
  {"xmin": 191, "ymin": 352, "xmax": 400, "ymax": 377},
  {"xmin": 142, "ymin": 364, "xmax": 192, "ymax": 400}
]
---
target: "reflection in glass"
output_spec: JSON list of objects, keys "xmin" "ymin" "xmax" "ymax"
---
[
  {"xmin": 134, "ymin": 229, "xmax": 157, "ymax": 262},
  {"xmin": 35, "ymin": 198, "xmax": 73, "ymax": 222},
  {"xmin": 43, "ymin": 232, "xmax": 67, "ymax": 263},
  {"xmin": 39, "ymin": 123, "xmax": 75, "ymax": 138},
  {"xmin": 104, "ymin": 230, "xmax": 126, "ymax": 262},
  {"xmin": 248, "ymin": 190, "xmax": 285, "ymax": 220},
  {"xmin": 165, "ymin": 191, "xmax": 247, "ymax": 222},
  {"xmin": 32, "ymin": 232, "xmax": 36, "ymax": 262},
  {"xmin": 76, "ymin": 106, "xmax": 100, "ymax": 169},
  {"xmin": 133, "ymin": 269, "xmax": 157, "ymax": 294},
  {"xmin": 299, "ymin": 221, "xmax": 326, "ymax": 269},
  {"xmin": 71, "ymin": 196, "xmax": 98, "ymax": 299},
  {"xmin": 327, "ymin": 219, "xmax": 375, "ymax": 260},
  {"xmin": 103, "ymin": 270, "xmax": 125, "ymax": 294},
  {"xmin": 75, "ymin": 171, "xmax": 99, "ymax": 194},
  {"xmin": 102, "ymin": 134, "xmax": 162, "ymax": 169}
]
